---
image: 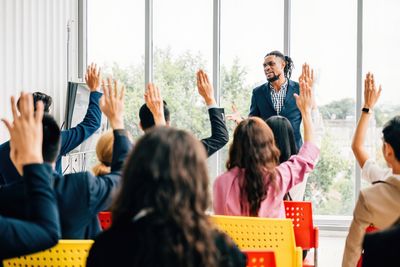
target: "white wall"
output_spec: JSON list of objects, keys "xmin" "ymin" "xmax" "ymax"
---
[{"xmin": 0, "ymin": 0, "xmax": 79, "ymax": 143}]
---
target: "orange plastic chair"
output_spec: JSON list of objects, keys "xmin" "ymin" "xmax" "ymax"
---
[
  {"xmin": 211, "ymin": 215, "xmax": 302, "ymax": 267},
  {"xmin": 284, "ymin": 201, "xmax": 319, "ymax": 267},
  {"xmin": 243, "ymin": 250, "xmax": 277, "ymax": 267},
  {"xmin": 98, "ymin": 211, "xmax": 112, "ymax": 230},
  {"xmin": 357, "ymin": 225, "xmax": 378, "ymax": 267}
]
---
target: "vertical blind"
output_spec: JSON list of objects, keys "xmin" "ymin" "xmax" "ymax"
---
[{"xmin": 0, "ymin": 0, "xmax": 78, "ymax": 142}]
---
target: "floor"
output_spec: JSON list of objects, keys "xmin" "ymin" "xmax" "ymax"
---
[{"xmin": 318, "ymin": 230, "xmax": 347, "ymax": 267}]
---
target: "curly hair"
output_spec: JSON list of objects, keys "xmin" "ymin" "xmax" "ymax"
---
[
  {"xmin": 265, "ymin": 50, "xmax": 294, "ymax": 79},
  {"xmin": 226, "ymin": 117, "xmax": 280, "ymax": 216},
  {"xmin": 112, "ymin": 127, "xmax": 219, "ymax": 267}
]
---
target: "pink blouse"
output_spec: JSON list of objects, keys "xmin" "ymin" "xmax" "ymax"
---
[{"xmin": 213, "ymin": 141, "xmax": 319, "ymax": 218}]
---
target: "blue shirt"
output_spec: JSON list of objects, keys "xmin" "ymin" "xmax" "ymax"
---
[{"xmin": 0, "ymin": 91, "xmax": 102, "ymax": 187}]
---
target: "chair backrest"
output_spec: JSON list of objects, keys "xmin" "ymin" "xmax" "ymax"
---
[
  {"xmin": 3, "ymin": 240, "xmax": 94, "ymax": 267},
  {"xmin": 211, "ymin": 215, "xmax": 302, "ymax": 267},
  {"xmin": 243, "ymin": 249, "xmax": 276, "ymax": 267},
  {"xmin": 98, "ymin": 211, "xmax": 112, "ymax": 230},
  {"xmin": 284, "ymin": 201, "xmax": 316, "ymax": 249}
]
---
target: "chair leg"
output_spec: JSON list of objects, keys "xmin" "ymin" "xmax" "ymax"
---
[{"xmin": 314, "ymin": 247, "xmax": 318, "ymax": 267}]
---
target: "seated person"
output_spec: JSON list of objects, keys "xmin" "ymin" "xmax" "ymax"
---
[
  {"xmin": 213, "ymin": 74, "xmax": 319, "ymax": 217},
  {"xmin": 92, "ymin": 130, "xmax": 114, "ymax": 176},
  {"xmin": 86, "ymin": 127, "xmax": 245, "ymax": 267},
  {"xmin": 0, "ymin": 79, "xmax": 131, "ymax": 239},
  {"xmin": 342, "ymin": 73, "xmax": 400, "ymax": 267},
  {"xmin": 362, "ymin": 221, "xmax": 400, "ymax": 267},
  {"xmin": 0, "ymin": 63, "xmax": 103, "ymax": 186},
  {"xmin": 138, "ymin": 69, "xmax": 229, "ymax": 157},
  {"xmin": 1, "ymin": 93, "xmax": 59, "ymax": 261}
]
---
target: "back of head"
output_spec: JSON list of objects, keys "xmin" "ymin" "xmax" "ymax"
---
[
  {"xmin": 382, "ymin": 115, "xmax": 400, "ymax": 161},
  {"xmin": 17, "ymin": 92, "xmax": 52, "ymax": 113},
  {"xmin": 112, "ymin": 127, "xmax": 218, "ymax": 266},
  {"xmin": 42, "ymin": 114, "xmax": 61, "ymax": 163},
  {"xmin": 139, "ymin": 101, "xmax": 170, "ymax": 131},
  {"xmin": 227, "ymin": 117, "xmax": 280, "ymax": 216},
  {"xmin": 266, "ymin": 116, "xmax": 298, "ymax": 163},
  {"xmin": 92, "ymin": 130, "xmax": 114, "ymax": 176},
  {"xmin": 265, "ymin": 50, "xmax": 294, "ymax": 79}
]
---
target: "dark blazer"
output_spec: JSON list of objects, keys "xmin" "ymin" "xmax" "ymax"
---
[
  {"xmin": 0, "ymin": 91, "xmax": 102, "ymax": 187},
  {"xmin": 362, "ymin": 222, "xmax": 400, "ymax": 267},
  {"xmin": 0, "ymin": 129, "xmax": 131, "ymax": 239},
  {"xmin": 86, "ymin": 217, "xmax": 246, "ymax": 267},
  {"xmin": 249, "ymin": 80, "xmax": 303, "ymax": 149},
  {"xmin": 201, "ymin": 108, "xmax": 229, "ymax": 157},
  {"xmin": 0, "ymin": 164, "xmax": 59, "ymax": 262}
]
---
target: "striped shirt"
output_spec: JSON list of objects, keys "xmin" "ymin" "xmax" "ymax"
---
[{"xmin": 269, "ymin": 79, "xmax": 288, "ymax": 115}]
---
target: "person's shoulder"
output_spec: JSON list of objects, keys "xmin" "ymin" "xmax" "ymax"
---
[
  {"xmin": 252, "ymin": 82, "xmax": 268, "ymax": 93},
  {"xmin": 0, "ymin": 141, "xmax": 10, "ymax": 151},
  {"xmin": 288, "ymin": 79, "xmax": 299, "ymax": 88}
]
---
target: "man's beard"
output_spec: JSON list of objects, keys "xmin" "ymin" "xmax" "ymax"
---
[{"xmin": 267, "ymin": 73, "xmax": 280, "ymax": 83}]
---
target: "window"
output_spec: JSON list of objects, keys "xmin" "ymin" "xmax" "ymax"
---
[
  {"xmin": 219, "ymin": 0, "xmax": 284, "ymax": 180},
  {"xmin": 291, "ymin": 0, "xmax": 357, "ymax": 215},
  {"xmin": 87, "ymin": 0, "xmax": 145, "ymax": 137},
  {"xmin": 362, "ymin": 0, "xmax": 400, "ymax": 182}
]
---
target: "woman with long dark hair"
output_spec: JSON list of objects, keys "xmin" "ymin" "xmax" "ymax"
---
[
  {"xmin": 213, "ymin": 77, "xmax": 319, "ymax": 217},
  {"xmin": 87, "ymin": 127, "xmax": 245, "ymax": 267}
]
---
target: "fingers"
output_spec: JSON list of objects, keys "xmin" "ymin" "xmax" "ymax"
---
[
  {"xmin": 10, "ymin": 96, "xmax": 19, "ymax": 121},
  {"xmin": 1, "ymin": 119, "xmax": 12, "ymax": 133},
  {"xmin": 34, "ymin": 101, "xmax": 44, "ymax": 124}
]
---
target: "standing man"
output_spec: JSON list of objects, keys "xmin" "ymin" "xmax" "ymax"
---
[{"xmin": 249, "ymin": 50, "xmax": 303, "ymax": 149}]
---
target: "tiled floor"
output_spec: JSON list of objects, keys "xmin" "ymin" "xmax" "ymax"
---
[{"xmin": 318, "ymin": 230, "xmax": 348, "ymax": 267}]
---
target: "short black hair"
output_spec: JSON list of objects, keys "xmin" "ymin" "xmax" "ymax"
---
[
  {"xmin": 265, "ymin": 115, "xmax": 298, "ymax": 163},
  {"xmin": 382, "ymin": 115, "xmax": 400, "ymax": 161},
  {"xmin": 17, "ymin": 92, "xmax": 53, "ymax": 113},
  {"xmin": 265, "ymin": 50, "xmax": 294, "ymax": 79},
  {"xmin": 139, "ymin": 101, "xmax": 170, "ymax": 130},
  {"xmin": 42, "ymin": 114, "xmax": 61, "ymax": 163}
]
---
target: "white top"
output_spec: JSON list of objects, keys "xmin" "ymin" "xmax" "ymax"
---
[{"xmin": 362, "ymin": 159, "xmax": 400, "ymax": 182}]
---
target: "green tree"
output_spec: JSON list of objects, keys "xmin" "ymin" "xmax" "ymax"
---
[{"xmin": 320, "ymin": 98, "xmax": 355, "ymax": 120}]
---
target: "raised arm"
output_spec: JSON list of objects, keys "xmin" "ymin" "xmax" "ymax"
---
[
  {"xmin": 196, "ymin": 70, "xmax": 229, "ymax": 157},
  {"xmin": 144, "ymin": 83, "xmax": 166, "ymax": 126},
  {"xmin": 0, "ymin": 93, "xmax": 59, "ymax": 259},
  {"xmin": 351, "ymin": 73, "xmax": 382, "ymax": 168},
  {"xmin": 294, "ymin": 64, "xmax": 315, "ymax": 145},
  {"xmin": 88, "ymin": 78, "xmax": 132, "ymax": 213},
  {"xmin": 59, "ymin": 63, "xmax": 103, "ymax": 157}
]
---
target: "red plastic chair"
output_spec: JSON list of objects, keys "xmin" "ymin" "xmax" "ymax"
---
[
  {"xmin": 284, "ymin": 201, "xmax": 319, "ymax": 267},
  {"xmin": 98, "ymin": 211, "xmax": 112, "ymax": 230},
  {"xmin": 357, "ymin": 225, "xmax": 378, "ymax": 267},
  {"xmin": 242, "ymin": 250, "xmax": 277, "ymax": 267}
]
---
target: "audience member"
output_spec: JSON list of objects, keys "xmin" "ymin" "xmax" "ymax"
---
[
  {"xmin": 92, "ymin": 130, "xmax": 114, "ymax": 176},
  {"xmin": 0, "ymin": 79, "xmax": 131, "ymax": 239},
  {"xmin": 342, "ymin": 73, "xmax": 400, "ymax": 267},
  {"xmin": 0, "ymin": 63, "xmax": 103, "ymax": 186},
  {"xmin": 361, "ymin": 220, "xmax": 400, "ymax": 267},
  {"xmin": 139, "ymin": 70, "xmax": 229, "ymax": 157},
  {"xmin": 213, "ymin": 73, "xmax": 319, "ymax": 217},
  {"xmin": 249, "ymin": 50, "xmax": 304, "ymax": 149},
  {"xmin": 0, "ymin": 93, "xmax": 59, "ymax": 262},
  {"xmin": 86, "ymin": 127, "xmax": 245, "ymax": 267}
]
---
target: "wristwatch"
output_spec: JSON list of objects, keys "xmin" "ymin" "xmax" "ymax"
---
[{"xmin": 362, "ymin": 107, "xmax": 372, "ymax": 114}]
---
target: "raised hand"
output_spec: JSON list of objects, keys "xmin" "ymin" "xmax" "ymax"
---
[
  {"xmin": 364, "ymin": 72, "xmax": 382, "ymax": 109},
  {"xmin": 226, "ymin": 103, "xmax": 244, "ymax": 125},
  {"xmin": 100, "ymin": 78, "xmax": 125, "ymax": 129},
  {"xmin": 85, "ymin": 63, "xmax": 101, "ymax": 92},
  {"xmin": 196, "ymin": 70, "xmax": 216, "ymax": 106},
  {"xmin": 299, "ymin": 63, "xmax": 314, "ymax": 89},
  {"xmin": 294, "ymin": 77, "xmax": 314, "ymax": 115},
  {"xmin": 2, "ymin": 93, "xmax": 44, "ymax": 175},
  {"xmin": 144, "ymin": 83, "xmax": 166, "ymax": 126}
]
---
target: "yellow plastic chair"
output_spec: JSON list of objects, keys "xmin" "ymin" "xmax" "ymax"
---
[
  {"xmin": 3, "ymin": 240, "xmax": 94, "ymax": 267},
  {"xmin": 211, "ymin": 215, "xmax": 302, "ymax": 267}
]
